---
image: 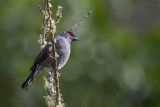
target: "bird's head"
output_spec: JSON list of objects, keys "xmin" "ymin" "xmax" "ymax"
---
[{"xmin": 62, "ymin": 31, "xmax": 79, "ymax": 43}]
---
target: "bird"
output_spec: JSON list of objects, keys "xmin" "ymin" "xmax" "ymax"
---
[{"xmin": 21, "ymin": 31, "xmax": 79, "ymax": 89}]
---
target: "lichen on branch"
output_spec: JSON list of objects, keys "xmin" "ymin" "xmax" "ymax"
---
[{"xmin": 38, "ymin": 0, "xmax": 64, "ymax": 107}]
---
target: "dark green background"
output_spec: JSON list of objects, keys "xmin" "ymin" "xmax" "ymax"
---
[{"xmin": 0, "ymin": 0, "xmax": 160, "ymax": 107}]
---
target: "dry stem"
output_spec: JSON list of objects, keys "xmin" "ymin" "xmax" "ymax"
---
[
  {"xmin": 45, "ymin": 0, "xmax": 60, "ymax": 105},
  {"xmin": 39, "ymin": 0, "xmax": 63, "ymax": 106},
  {"xmin": 70, "ymin": 11, "xmax": 92, "ymax": 31}
]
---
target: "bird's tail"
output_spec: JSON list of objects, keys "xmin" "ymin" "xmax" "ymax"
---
[
  {"xmin": 21, "ymin": 66, "xmax": 40, "ymax": 89},
  {"xmin": 21, "ymin": 73, "xmax": 34, "ymax": 89}
]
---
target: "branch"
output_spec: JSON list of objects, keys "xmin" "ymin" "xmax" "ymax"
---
[
  {"xmin": 55, "ymin": 6, "xmax": 63, "ymax": 24},
  {"xmin": 38, "ymin": 0, "xmax": 64, "ymax": 106},
  {"xmin": 43, "ymin": 71, "xmax": 55, "ymax": 107},
  {"xmin": 70, "ymin": 11, "xmax": 92, "ymax": 31},
  {"xmin": 38, "ymin": 1, "xmax": 48, "ymax": 49},
  {"xmin": 45, "ymin": 0, "xmax": 62, "ymax": 106}
]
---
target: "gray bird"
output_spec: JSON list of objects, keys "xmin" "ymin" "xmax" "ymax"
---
[{"xmin": 21, "ymin": 31, "xmax": 79, "ymax": 89}]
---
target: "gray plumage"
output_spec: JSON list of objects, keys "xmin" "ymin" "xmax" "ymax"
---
[{"xmin": 21, "ymin": 31, "xmax": 79, "ymax": 89}]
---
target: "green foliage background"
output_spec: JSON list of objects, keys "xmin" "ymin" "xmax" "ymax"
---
[{"xmin": 0, "ymin": 0, "xmax": 160, "ymax": 107}]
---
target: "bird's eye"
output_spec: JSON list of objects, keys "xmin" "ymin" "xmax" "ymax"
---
[{"xmin": 69, "ymin": 33, "xmax": 72, "ymax": 36}]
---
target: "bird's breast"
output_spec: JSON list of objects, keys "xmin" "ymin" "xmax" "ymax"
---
[{"xmin": 56, "ymin": 44, "xmax": 70, "ymax": 69}]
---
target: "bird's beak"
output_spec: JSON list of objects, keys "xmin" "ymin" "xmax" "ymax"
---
[{"xmin": 73, "ymin": 37, "xmax": 79, "ymax": 41}]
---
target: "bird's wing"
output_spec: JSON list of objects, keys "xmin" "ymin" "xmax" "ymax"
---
[{"xmin": 30, "ymin": 43, "xmax": 52, "ymax": 71}]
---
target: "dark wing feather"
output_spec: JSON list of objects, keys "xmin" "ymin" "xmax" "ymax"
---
[{"xmin": 30, "ymin": 43, "xmax": 52, "ymax": 70}]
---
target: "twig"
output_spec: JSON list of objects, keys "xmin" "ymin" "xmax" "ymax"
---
[
  {"xmin": 45, "ymin": 71, "xmax": 55, "ymax": 97},
  {"xmin": 55, "ymin": 6, "xmax": 63, "ymax": 24},
  {"xmin": 40, "ymin": 0, "xmax": 56, "ymax": 102},
  {"xmin": 70, "ymin": 11, "xmax": 92, "ymax": 31},
  {"xmin": 39, "ymin": 0, "xmax": 63, "ymax": 106},
  {"xmin": 41, "ymin": 0, "xmax": 47, "ymax": 48},
  {"xmin": 46, "ymin": 0, "xmax": 61, "ymax": 106},
  {"xmin": 38, "ymin": 1, "xmax": 48, "ymax": 49},
  {"xmin": 43, "ymin": 71, "xmax": 56, "ymax": 107}
]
